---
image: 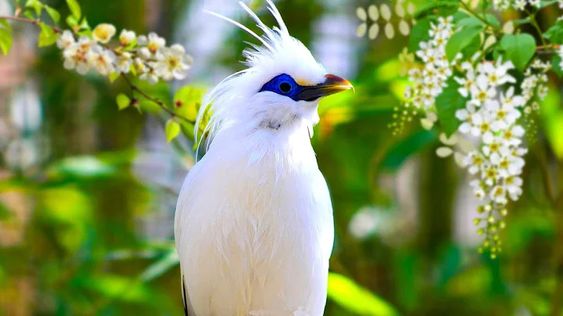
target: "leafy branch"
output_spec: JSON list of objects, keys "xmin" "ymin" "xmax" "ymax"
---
[{"xmin": 0, "ymin": 0, "xmax": 199, "ymax": 143}]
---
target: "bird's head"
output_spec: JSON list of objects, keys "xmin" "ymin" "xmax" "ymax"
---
[{"xmin": 198, "ymin": 0, "xmax": 352, "ymax": 143}]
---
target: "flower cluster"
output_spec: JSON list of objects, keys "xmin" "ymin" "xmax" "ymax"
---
[
  {"xmin": 403, "ymin": 17, "xmax": 456, "ymax": 111},
  {"xmin": 57, "ymin": 24, "xmax": 192, "ymax": 83},
  {"xmin": 390, "ymin": 16, "xmax": 457, "ymax": 134},
  {"xmin": 452, "ymin": 59, "xmax": 527, "ymax": 258},
  {"xmin": 521, "ymin": 59, "xmax": 551, "ymax": 114},
  {"xmin": 492, "ymin": 0, "xmax": 541, "ymax": 10}
]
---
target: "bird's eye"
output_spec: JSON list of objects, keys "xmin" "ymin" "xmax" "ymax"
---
[
  {"xmin": 279, "ymin": 82, "xmax": 292, "ymax": 93},
  {"xmin": 259, "ymin": 73, "xmax": 301, "ymax": 99}
]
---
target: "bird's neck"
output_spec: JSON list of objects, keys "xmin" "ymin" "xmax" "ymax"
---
[{"xmin": 210, "ymin": 120, "xmax": 318, "ymax": 175}]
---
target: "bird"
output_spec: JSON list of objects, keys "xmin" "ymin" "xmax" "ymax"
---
[{"xmin": 174, "ymin": 1, "xmax": 352, "ymax": 315}]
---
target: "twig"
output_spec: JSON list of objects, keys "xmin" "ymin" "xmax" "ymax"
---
[
  {"xmin": 458, "ymin": 0, "xmax": 498, "ymax": 31},
  {"xmin": 0, "ymin": 15, "xmax": 62, "ymax": 33},
  {"xmin": 525, "ymin": 9, "xmax": 547, "ymax": 47},
  {"xmin": 120, "ymin": 74, "xmax": 195, "ymax": 124}
]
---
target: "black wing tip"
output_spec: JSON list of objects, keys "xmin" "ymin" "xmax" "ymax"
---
[{"xmin": 182, "ymin": 275, "xmax": 189, "ymax": 316}]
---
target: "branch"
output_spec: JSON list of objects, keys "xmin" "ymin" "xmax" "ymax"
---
[
  {"xmin": 0, "ymin": 15, "xmax": 61, "ymax": 33},
  {"xmin": 525, "ymin": 9, "xmax": 547, "ymax": 47},
  {"xmin": 120, "ymin": 74, "xmax": 195, "ymax": 124},
  {"xmin": 458, "ymin": 0, "xmax": 499, "ymax": 31}
]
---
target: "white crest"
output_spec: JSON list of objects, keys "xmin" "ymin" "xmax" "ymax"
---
[{"xmin": 195, "ymin": 0, "xmax": 325, "ymax": 156}]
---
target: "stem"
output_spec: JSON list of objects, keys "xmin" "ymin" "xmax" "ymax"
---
[
  {"xmin": 0, "ymin": 15, "xmax": 61, "ymax": 33},
  {"xmin": 120, "ymin": 74, "xmax": 195, "ymax": 124},
  {"xmin": 459, "ymin": 0, "xmax": 498, "ymax": 31},
  {"xmin": 536, "ymin": 44, "xmax": 561, "ymax": 55},
  {"xmin": 526, "ymin": 9, "xmax": 547, "ymax": 46}
]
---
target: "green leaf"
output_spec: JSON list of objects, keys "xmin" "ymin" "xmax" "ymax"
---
[
  {"xmin": 408, "ymin": 17, "xmax": 433, "ymax": 53},
  {"xmin": 484, "ymin": 14, "xmax": 501, "ymax": 28},
  {"xmin": 25, "ymin": 0, "xmax": 43, "ymax": 16},
  {"xmin": 44, "ymin": 5, "xmax": 61, "ymax": 24},
  {"xmin": 66, "ymin": 15, "xmax": 78, "ymax": 28},
  {"xmin": 66, "ymin": 0, "xmax": 81, "ymax": 20},
  {"xmin": 328, "ymin": 273, "xmax": 398, "ymax": 316},
  {"xmin": 381, "ymin": 130, "xmax": 437, "ymax": 171},
  {"xmin": 446, "ymin": 24, "xmax": 483, "ymax": 60},
  {"xmin": 544, "ymin": 20, "xmax": 563, "ymax": 44},
  {"xmin": 38, "ymin": 23, "xmax": 57, "ymax": 47},
  {"xmin": 116, "ymin": 94, "xmax": 131, "ymax": 110},
  {"xmin": 435, "ymin": 79, "xmax": 467, "ymax": 136},
  {"xmin": 165, "ymin": 119, "xmax": 181, "ymax": 142},
  {"xmin": 456, "ymin": 16, "xmax": 482, "ymax": 29},
  {"xmin": 414, "ymin": 0, "xmax": 458, "ymax": 19},
  {"xmin": 499, "ymin": 34, "xmax": 536, "ymax": 71},
  {"xmin": 0, "ymin": 20, "xmax": 13, "ymax": 55},
  {"xmin": 174, "ymin": 85, "xmax": 206, "ymax": 122}
]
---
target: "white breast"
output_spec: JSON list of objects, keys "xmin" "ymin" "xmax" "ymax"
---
[{"xmin": 174, "ymin": 126, "xmax": 334, "ymax": 316}]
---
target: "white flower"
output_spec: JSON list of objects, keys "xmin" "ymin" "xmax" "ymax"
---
[
  {"xmin": 484, "ymin": 100, "xmax": 520, "ymax": 131},
  {"xmin": 145, "ymin": 32, "xmax": 166, "ymax": 54},
  {"xmin": 470, "ymin": 179, "xmax": 486, "ymax": 200},
  {"xmin": 470, "ymin": 75, "xmax": 497, "ymax": 105},
  {"xmin": 455, "ymin": 69, "xmax": 475, "ymax": 98},
  {"xmin": 471, "ymin": 110, "xmax": 494, "ymax": 140},
  {"xmin": 464, "ymin": 151, "xmax": 485, "ymax": 175},
  {"xmin": 57, "ymin": 30, "xmax": 75, "ymax": 49},
  {"xmin": 500, "ymin": 125, "xmax": 525, "ymax": 146},
  {"xmin": 477, "ymin": 59, "xmax": 515, "ymax": 86},
  {"xmin": 500, "ymin": 87, "xmax": 525, "ymax": 108},
  {"xmin": 154, "ymin": 44, "xmax": 192, "ymax": 80},
  {"xmin": 133, "ymin": 57, "xmax": 147, "ymax": 75},
  {"xmin": 119, "ymin": 29, "xmax": 136, "ymax": 46},
  {"xmin": 116, "ymin": 52, "xmax": 133, "ymax": 73},
  {"xmin": 504, "ymin": 176, "xmax": 523, "ymax": 200},
  {"xmin": 62, "ymin": 37, "xmax": 95, "ymax": 74},
  {"xmin": 456, "ymin": 103, "xmax": 479, "ymax": 134},
  {"xmin": 93, "ymin": 23, "xmax": 116, "ymax": 44},
  {"xmin": 88, "ymin": 47, "xmax": 116, "ymax": 76},
  {"xmin": 140, "ymin": 64, "xmax": 159, "ymax": 83},
  {"xmin": 490, "ymin": 185, "xmax": 508, "ymax": 204},
  {"xmin": 482, "ymin": 136, "xmax": 505, "ymax": 157}
]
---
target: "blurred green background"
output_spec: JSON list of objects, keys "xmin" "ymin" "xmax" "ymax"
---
[{"xmin": 0, "ymin": 0, "xmax": 562, "ymax": 315}]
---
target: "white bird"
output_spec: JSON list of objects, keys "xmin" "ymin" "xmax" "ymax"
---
[{"xmin": 174, "ymin": 1, "xmax": 352, "ymax": 315}]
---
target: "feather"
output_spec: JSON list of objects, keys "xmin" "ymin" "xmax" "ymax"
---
[{"xmin": 203, "ymin": 9, "xmax": 273, "ymax": 51}]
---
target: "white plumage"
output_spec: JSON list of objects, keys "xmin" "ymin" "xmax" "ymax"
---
[{"xmin": 174, "ymin": 2, "xmax": 352, "ymax": 315}]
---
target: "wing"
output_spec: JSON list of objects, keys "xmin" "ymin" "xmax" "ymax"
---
[{"xmin": 175, "ymin": 162, "xmax": 204, "ymax": 316}]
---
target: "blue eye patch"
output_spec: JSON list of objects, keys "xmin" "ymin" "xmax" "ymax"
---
[{"xmin": 259, "ymin": 73, "xmax": 312, "ymax": 101}]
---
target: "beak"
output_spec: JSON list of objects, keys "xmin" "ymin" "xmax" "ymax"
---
[{"xmin": 296, "ymin": 74, "xmax": 353, "ymax": 101}]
